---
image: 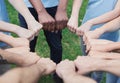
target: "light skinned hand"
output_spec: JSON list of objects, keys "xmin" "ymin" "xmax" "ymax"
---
[
  {"xmin": 37, "ymin": 58, "xmax": 56, "ymax": 75},
  {"xmin": 5, "ymin": 47, "xmax": 40, "ymax": 67},
  {"xmin": 76, "ymin": 21, "xmax": 93, "ymax": 36},
  {"xmin": 16, "ymin": 27, "xmax": 35, "ymax": 40},
  {"xmin": 86, "ymin": 39, "xmax": 114, "ymax": 53},
  {"xmin": 67, "ymin": 16, "xmax": 78, "ymax": 33},
  {"xmin": 56, "ymin": 59, "xmax": 76, "ymax": 79},
  {"xmin": 74, "ymin": 56, "xmax": 102, "ymax": 75},
  {"xmin": 27, "ymin": 19, "xmax": 42, "ymax": 36},
  {"xmin": 83, "ymin": 30, "xmax": 101, "ymax": 45}
]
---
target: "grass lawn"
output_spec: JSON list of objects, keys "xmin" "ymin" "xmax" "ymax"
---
[{"xmin": 5, "ymin": 0, "xmax": 105, "ymax": 83}]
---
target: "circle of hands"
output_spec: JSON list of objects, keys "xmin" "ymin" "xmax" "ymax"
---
[{"xmin": 3, "ymin": 11, "xmax": 119, "ymax": 79}]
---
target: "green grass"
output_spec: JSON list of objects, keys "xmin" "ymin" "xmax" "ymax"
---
[{"xmin": 5, "ymin": 0, "xmax": 105, "ymax": 83}]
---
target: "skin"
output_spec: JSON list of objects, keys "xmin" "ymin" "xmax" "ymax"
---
[
  {"xmin": 8, "ymin": 0, "xmax": 42, "ymax": 36},
  {"xmin": 86, "ymin": 40, "xmax": 120, "ymax": 53},
  {"xmin": 29, "ymin": 0, "xmax": 68, "ymax": 31},
  {"xmin": 67, "ymin": 0, "xmax": 83, "ymax": 33},
  {"xmin": 0, "ymin": 58, "xmax": 56, "ymax": 83},
  {"xmin": 0, "ymin": 49, "xmax": 40, "ymax": 67},
  {"xmin": 76, "ymin": 0, "xmax": 120, "ymax": 36},
  {"xmin": 74, "ymin": 56, "xmax": 120, "ymax": 77},
  {"xmin": 88, "ymin": 51, "xmax": 120, "ymax": 60},
  {"xmin": 0, "ymin": 21, "xmax": 34, "ymax": 40},
  {"xmin": 0, "ymin": 32, "xmax": 29, "ymax": 47},
  {"xmin": 56, "ymin": 59, "xmax": 96, "ymax": 83},
  {"xmin": 55, "ymin": 0, "xmax": 68, "ymax": 30},
  {"xmin": 85, "ymin": 39, "xmax": 114, "ymax": 52}
]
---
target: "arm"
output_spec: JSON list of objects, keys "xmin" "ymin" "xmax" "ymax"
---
[
  {"xmin": 87, "ymin": 0, "xmax": 120, "ymax": 26},
  {"xmin": 8, "ymin": 0, "xmax": 42, "ymax": 35},
  {"xmin": 88, "ymin": 41, "xmax": 120, "ymax": 52},
  {"xmin": 0, "ymin": 32, "xmax": 29, "ymax": 47},
  {"xmin": 67, "ymin": 0, "xmax": 83, "ymax": 33},
  {"xmin": 74, "ymin": 56, "xmax": 120, "ymax": 77},
  {"xmin": 0, "ymin": 21, "xmax": 34, "ymax": 39},
  {"xmin": 29, "ymin": 0, "xmax": 55, "ymax": 31},
  {"xmin": 76, "ymin": 0, "xmax": 120, "ymax": 36},
  {"xmin": 0, "ymin": 64, "xmax": 45, "ymax": 83},
  {"xmin": 56, "ymin": 60, "xmax": 96, "ymax": 83},
  {"xmin": 89, "ymin": 51, "xmax": 120, "ymax": 60},
  {"xmin": 0, "ymin": 49, "xmax": 24, "ymax": 65},
  {"xmin": 0, "ymin": 58, "xmax": 56, "ymax": 83},
  {"xmin": 55, "ymin": 0, "xmax": 68, "ymax": 30},
  {"xmin": 83, "ymin": 16, "xmax": 120, "ymax": 43}
]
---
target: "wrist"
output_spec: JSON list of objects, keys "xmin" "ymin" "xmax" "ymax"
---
[
  {"xmin": 37, "ymin": 8, "xmax": 47, "ymax": 15},
  {"xmin": 94, "ymin": 28, "xmax": 105, "ymax": 37},
  {"xmin": 109, "ymin": 42, "xmax": 120, "ymax": 50},
  {"xmin": 94, "ymin": 59, "xmax": 107, "ymax": 71},
  {"xmin": 62, "ymin": 72, "xmax": 77, "ymax": 82}
]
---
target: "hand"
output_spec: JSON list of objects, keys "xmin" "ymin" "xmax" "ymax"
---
[
  {"xmin": 74, "ymin": 56, "xmax": 101, "ymax": 75},
  {"xmin": 15, "ymin": 26, "xmax": 35, "ymax": 40},
  {"xmin": 83, "ymin": 30, "xmax": 102, "ymax": 45},
  {"xmin": 76, "ymin": 21, "xmax": 93, "ymax": 36},
  {"xmin": 38, "ymin": 11, "xmax": 55, "ymax": 31},
  {"xmin": 5, "ymin": 47, "xmax": 40, "ymax": 66},
  {"xmin": 86, "ymin": 39, "xmax": 114, "ymax": 53},
  {"xmin": 67, "ymin": 16, "xmax": 78, "ymax": 33},
  {"xmin": 20, "ymin": 52, "xmax": 40, "ymax": 67},
  {"xmin": 27, "ymin": 20, "xmax": 42, "ymax": 36},
  {"xmin": 55, "ymin": 9, "xmax": 68, "ymax": 30},
  {"xmin": 37, "ymin": 58, "xmax": 56, "ymax": 75},
  {"xmin": 56, "ymin": 59, "xmax": 76, "ymax": 79}
]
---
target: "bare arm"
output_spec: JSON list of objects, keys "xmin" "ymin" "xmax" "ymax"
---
[
  {"xmin": 89, "ymin": 51, "xmax": 120, "ymax": 60},
  {"xmin": 56, "ymin": 60, "xmax": 96, "ymax": 83},
  {"xmin": 0, "ymin": 32, "xmax": 29, "ymax": 47},
  {"xmin": 0, "ymin": 21, "xmax": 34, "ymax": 39},
  {"xmin": 0, "ymin": 64, "xmax": 44, "ymax": 83},
  {"xmin": 74, "ymin": 56, "xmax": 120, "ymax": 77},
  {"xmin": 76, "ymin": 0, "xmax": 120, "ymax": 36},
  {"xmin": 55, "ymin": 0, "xmax": 68, "ymax": 30},
  {"xmin": 8, "ymin": 0, "xmax": 42, "ymax": 35},
  {"xmin": 0, "ymin": 49, "xmax": 24, "ymax": 65},
  {"xmin": 87, "ymin": 0, "xmax": 120, "ymax": 25},
  {"xmin": 92, "ymin": 16, "xmax": 120, "ymax": 37},
  {"xmin": 67, "ymin": 0, "xmax": 83, "ymax": 32},
  {"xmin": 0, "ymin": 58, "xmax": 56, "ymax": 83},
  {"xmin": 83, "ymin": 15, "xmax": 120, "ymax": 42},
  {"xmin": 29, "ymin": 0, "xmax": 55, "ymax": 31}
]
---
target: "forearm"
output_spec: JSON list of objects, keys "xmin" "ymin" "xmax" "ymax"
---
[
  {"xmin": 63, "ymin": 73, "xmax": 96, "ymax": 83},
  {"xmin": 98, "ymin": 59, "xmax": 120, "ymax": 77},
  {"xmin": 91, "ymin": 52, "xmax": 120, "ymax": 60},
  {"xmin": 88, "ymin": 0, "xmax": 120, "ymax": 26},
  {"xmin": 89, "ymin": 9, "xmax": 120, "ymax": 26},
  {"xmin": 8, "ymin": 0, "xmax": 35, "ymax": 24},
  {"xmin": 0, "ymin": 21, "xmax": 24, "ymax": 34},
  {"xmin": 0, "ymin": 64, "xmax": 45, "ymax": 83},
  {"xmin": 0, "ymin": 49, "xmax": 23, "ymax": 65},
  {"xmin": 57, "ymin": 0, "xmax": 68, "ymax": 11},
  {"xmin": 29, "ymin": 0, "xmax": 46, "ymax": 14},
  {"xmin": 70, "ymin": 0, "xmax": 83, "ymax": 20},
  {"xmin": 93, "ymin": 16, "xmax": 120, "ymax": 36},
  {"xmin": 20, "ymin": 64, "xmax": 45, "ymax": 83},
  {"xmin": 0, "ymin": 33, "xmax": 16, "ymax": 47},
  {"xmin": 109, "ymin": 42, "xmax": 120, "ymax": 51}
]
